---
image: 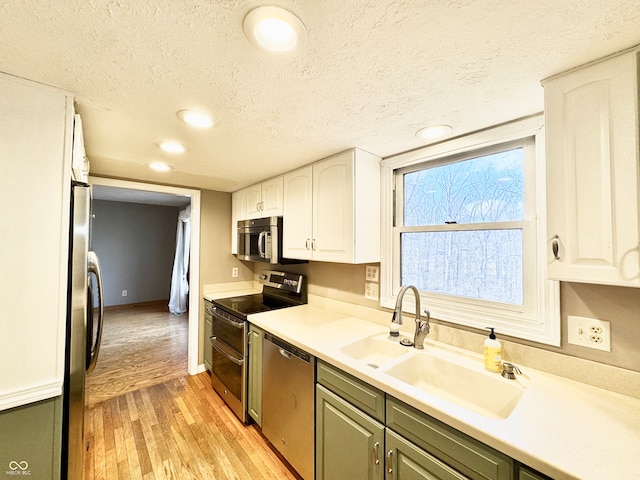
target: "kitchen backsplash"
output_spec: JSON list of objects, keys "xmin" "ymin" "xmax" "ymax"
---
[{"xmin": 252, "ymin": 261, "xmax": 640, "ymax": 396}]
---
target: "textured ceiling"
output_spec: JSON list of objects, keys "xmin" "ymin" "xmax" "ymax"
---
[{"xmin": 1, "ymin": 1, "xmax": 639, "ymax": 192}]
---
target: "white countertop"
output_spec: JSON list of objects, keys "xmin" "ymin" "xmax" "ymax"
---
[
  {"xmin": 203, "ymin": 281, "xmax": 261, "ymax": 302},
  {"xmin": 248, "ymin": 304, "xmax": 640, "ymax": 480}
]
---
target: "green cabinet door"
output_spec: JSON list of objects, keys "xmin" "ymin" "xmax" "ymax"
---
[
  {"xmin": 519, "ymin": 465, "xmax": 552, "ymax": 480},
  {"xmin": 316, "ymin": 384, "xmax": 385, "ymax": 480},
  {"xmin": 385, "ymin": 429, "xmax": 469, "ymax": 480},
  {"xmin": 203, "ymin": 300, "xmax": 213, "ymax": 371},
  {"xmin": 247, "ymin": 324, "xmax": 263, "ymax": 426}
]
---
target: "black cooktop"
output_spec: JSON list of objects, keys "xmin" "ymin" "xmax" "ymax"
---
[
  {"xmin": 213, "ymin": 293, "xmax": 289, "ymax": 318},
  {"xmin": 212, "ymin": 271, "xmax": 306, "ymax": 319}
]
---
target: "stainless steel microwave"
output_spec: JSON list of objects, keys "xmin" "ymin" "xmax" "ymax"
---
[{"xmin": 236, "ymin": 216, "xmax": 303, "ymax": 264}]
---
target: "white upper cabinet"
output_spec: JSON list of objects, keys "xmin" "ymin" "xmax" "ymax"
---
[
  {"xmin": 231, "ymin": 176, "xmax": 283, "ymax": 254},
  {"xmin": 242, "ymin": 176, "xmax": 284, "ymax": 220},
  {"xmin": 543, "ymin": 48, "xmax": 640, "ymax": 286},
  {"xmin": 283, "ymin": 148, "xmax": 381, "ymax": 264},
  {"xmin": 230, "ymin": 189, "xmax": 246, "ymax": 255},
  {"xmin": 282, "ymin": 165, "xmax": 313, "ymax": 260}
]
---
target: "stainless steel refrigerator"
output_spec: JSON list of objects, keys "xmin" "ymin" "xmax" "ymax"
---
[{"xmin": 62, "ymin": 180, "xmax": 104, "ymax": 479}]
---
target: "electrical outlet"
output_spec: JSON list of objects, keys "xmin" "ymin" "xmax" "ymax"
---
[
  {"xmin": 365, "ymin": 282, "xmax": 379, "ymax": 300},
  {"xmin": 567, "ymin": 315, "xmax": 611, "ymax": 352},
  {"xmin": 122, "ymin": 290, "xmax": 127, "ymax": 297},
  {"xmin": 232, "ymin": 267, "xmax": 239, "ymax": 278},
  {"xmin": 365, "ymin": 265, "xmax": 379, "ymax": 282}
]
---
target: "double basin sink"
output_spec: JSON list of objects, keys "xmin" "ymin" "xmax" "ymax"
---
[{"xmin": 339, "ymin": 333, "xmax": 527, "ymax": 420}]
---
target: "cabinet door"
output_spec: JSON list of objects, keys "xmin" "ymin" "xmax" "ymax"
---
[
  {"xmin": 519, "ymin": 465, "xmax": 551, "ymax": 480},
  {"xmin": 386, "ymin": 429, "xmax": 469, "ymax": 480},
  {"xmin": 261, "ymin": 176, "xmax": 283, "ymax": 217},
  {"xmin": 202, "ymin": 300, "xmax": 213, "ymax": 371},
  {"xmin": 545, "ymin": 51, "xmax": 640, "ymax": 286},
  {"xmin": 316, "ymin": 384, "xmax": 384, "ymax": 480},
  {"xmin": 230, "ymin": 190, "xmax": 245, "ymax": 254},
  {"xmin": 245, "ymin": 184, "xmax": 263, "ymax": 219},
  {"xmin": 313, "ymin": 150, "xmax": 355, "ymax": 262},
  {"xmin": 283, "ymin": 165, "xmax": 313, "ymax": 260},
  {"xmin": 247, "ymin": 325, "xmax": 263, "ymax": 426}
]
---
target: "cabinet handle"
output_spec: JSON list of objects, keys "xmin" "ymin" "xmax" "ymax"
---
[
  {"xmin": 312, "ymin": 238, "xmax": 316, "ymax": 251},
  {"xmin": 305, "ymin": 238, "xmax": 311, "ymax": 250},
  {"xmin": 371, "ymin": 441, "xmax": 380, "ymax": 465},
  {"xmin": 386, "ymin": 450, "xmax": 393, "ymax": 474},
  {"xmin": 552, "ymin": 234, "xmax": 560, "ymax": 260},
  {"xmin": 247, "ymin": 331, "xmax": 252, "ymax": 345}
]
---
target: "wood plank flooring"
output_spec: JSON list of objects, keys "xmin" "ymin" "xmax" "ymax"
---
[
  {"xmin": 83, "ymin": 303, "xmax": 299, "ymax": 480},
  {"xmin": 86, "ymin": 302, "xmax": 189, "ymax": 406}
]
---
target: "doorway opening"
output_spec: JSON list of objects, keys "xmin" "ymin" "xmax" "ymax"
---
[{"xmin": 89, "ymin": 176, "xmax": 201, "ymax": 378}]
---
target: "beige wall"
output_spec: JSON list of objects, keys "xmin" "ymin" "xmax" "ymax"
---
[
  {"xmin": 198, "ymin": 188, "xmax": 638, "ymax": 373},
  {"xmin": 197, "ymin": 189, "xmax": 253, "ymax": 363},
  {"xmin": 255, "ymin": 262, "xmax": 640, "ymax": 374},
  {"xmin": 559, "ymin": 282, "xmax": 640, "ymax": 371}
]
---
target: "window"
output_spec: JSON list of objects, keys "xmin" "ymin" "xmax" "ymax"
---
[{"xmin": 381, "ymin": 116, "xmax": 559, "ymax": 345}]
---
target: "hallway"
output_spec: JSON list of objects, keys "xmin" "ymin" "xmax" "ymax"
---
[{"xmin": 83, "ymin": 304, "xmax": 298, "ymax": 480}]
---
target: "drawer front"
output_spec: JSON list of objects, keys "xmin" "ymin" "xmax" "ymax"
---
[
  {"xmin": 386, "ymin": 398, "xmax": 513, "ymax": 480},
  {"xmin": 519, "ymin": 466, "xmax": 552, "ymax": 480},
  {"xmin": 317, "ymin": 361, "xmax": 385, "ymax": 422}
]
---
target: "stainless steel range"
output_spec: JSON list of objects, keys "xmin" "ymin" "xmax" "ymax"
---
[{"xmin": 209, "ymin": 271, "xmax": 306, "ymax": 423}]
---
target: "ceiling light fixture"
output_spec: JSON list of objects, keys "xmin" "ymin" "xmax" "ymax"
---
[
  {"xmin": 156, "ymin": 140, "xmax": 187, "ymax": 154},
  {"xmin": 177, "ymin": 109, "xmax": 215, "ymax": 128},
  {"xmin": 416, "ymin": 124, "xmax": 453, "ymax": 141},
  {"xmin": 149, "ymin": 162, "xmax": 173, "ymax": 172},
  {"xmin": 243, "ymin": 6, "xmax": 307, "ymax": 53}
]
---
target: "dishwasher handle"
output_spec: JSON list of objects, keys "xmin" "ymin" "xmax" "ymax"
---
[
  {"xmin": 279, "ymin": 348, "xmax": 291, "ymax": 359},
  {"xmin": 264, "ymin": 332, "xmax": 312, "ymax": 364}
]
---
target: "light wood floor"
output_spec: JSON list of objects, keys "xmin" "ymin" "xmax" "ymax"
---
[{"xmin": 83, "ymin": 303, "xmax": 298, "ymax": 480}]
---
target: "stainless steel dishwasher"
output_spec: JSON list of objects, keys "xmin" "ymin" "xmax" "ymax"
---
[{"xmin": 262, "ymin": 332, "xmax": 315, "ymax": 480}]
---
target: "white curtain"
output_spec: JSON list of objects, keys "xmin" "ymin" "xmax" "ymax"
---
[{"xmin": 169, "ymin": 206, "xmax": 191, "ymax": 314}]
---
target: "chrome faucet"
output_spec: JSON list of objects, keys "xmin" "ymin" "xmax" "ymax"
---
[{"xmin": 392, "ymin": 285, "xmax": 430, "ymax": 349}]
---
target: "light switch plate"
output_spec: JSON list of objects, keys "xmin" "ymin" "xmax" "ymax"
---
[
  {"xmin": 365, "ymin": 265, "xmax": 379, "ymax": 282},
  {"xmin": 365, "ymin": 282, "xmax": 379, "ymax": 300}
]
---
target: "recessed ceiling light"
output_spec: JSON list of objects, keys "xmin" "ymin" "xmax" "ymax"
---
[
  {"xmin": 243, "ymin": 6, "xmax": 307, "ymax": 53},
  {"xmin": 156, "ymin": 140, "xmax": 187, "ymax": 154},
  {"xmin": 416, "ymin": 124, "xmax": 453, "ymax": 140},
  {"xmin": 149, "ymin": 162, "xmax": 173, "ymax": 172},
  {"xmin": 177, "ymin": 110, "xmax": 215, "ymax": 128}
]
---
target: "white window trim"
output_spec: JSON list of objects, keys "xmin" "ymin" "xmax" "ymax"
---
[{"xmin": 380, "ymin": 115, "xmax": 560, "ymax": 346}]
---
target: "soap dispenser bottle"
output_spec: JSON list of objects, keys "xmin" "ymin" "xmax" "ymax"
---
[{"xmin": 483, "ymin": 327, "xmax": 502, "ymax": 372}]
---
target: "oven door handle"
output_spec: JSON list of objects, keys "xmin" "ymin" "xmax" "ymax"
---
[
  {"xmin": 210, "ymin": 336, "xmax": 245, "ymax": 366},
  {"xmin": 212, "ymin": 310, "xmax": 245, "ymax": 329}
]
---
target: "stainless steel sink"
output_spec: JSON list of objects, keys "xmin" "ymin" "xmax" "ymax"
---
[
  {"xmin": 384, "ymin": 352, "xmax": 526, "ymax": 419},
  {"xmin": 339, "ymin": 333, "xmax": 411, "ymax": 368}
]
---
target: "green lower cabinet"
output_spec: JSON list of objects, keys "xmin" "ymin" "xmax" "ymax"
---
[
  {"xmin": 315, "ymin": 361, "xmax": 550, "ymax": 480},
  {"xmin": 0, "ymin": 396, "xmax": 62, "ymax": 480},
  {"xmin": 386, "ymin": 398, "xmax": 513, "ymax": 480},
  {"xmin": 316, "ymin": 384, "xmax": 385, "ymax": 480},
  {"xmin": 386, "ymin": 429, "xmax": 468, "ymax": 480},
  {"xmin": 247, "ymin": 324, "xmax": 263, "ymax": 426},
  {"xmin": 518, "ymin": 465, "xmax": 552, "ymax": 480},
  {"xmin": 203, "ymin": 299, "xmax": 213, "ymax": 371}
]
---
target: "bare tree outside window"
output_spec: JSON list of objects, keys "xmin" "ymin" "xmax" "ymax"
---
[{"xmin": 400, "ymin": 149, "xmax": 524, "ymax": 305}]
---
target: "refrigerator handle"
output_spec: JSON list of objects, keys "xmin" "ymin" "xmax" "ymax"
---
[{"xmin": 86, "ymin": 250, "xmax": 104, "ymax": 373}]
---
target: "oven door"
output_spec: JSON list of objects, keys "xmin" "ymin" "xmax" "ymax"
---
[{"xmin": 209, "ymin": 307, "xmax": 248, "ymax": 423}]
